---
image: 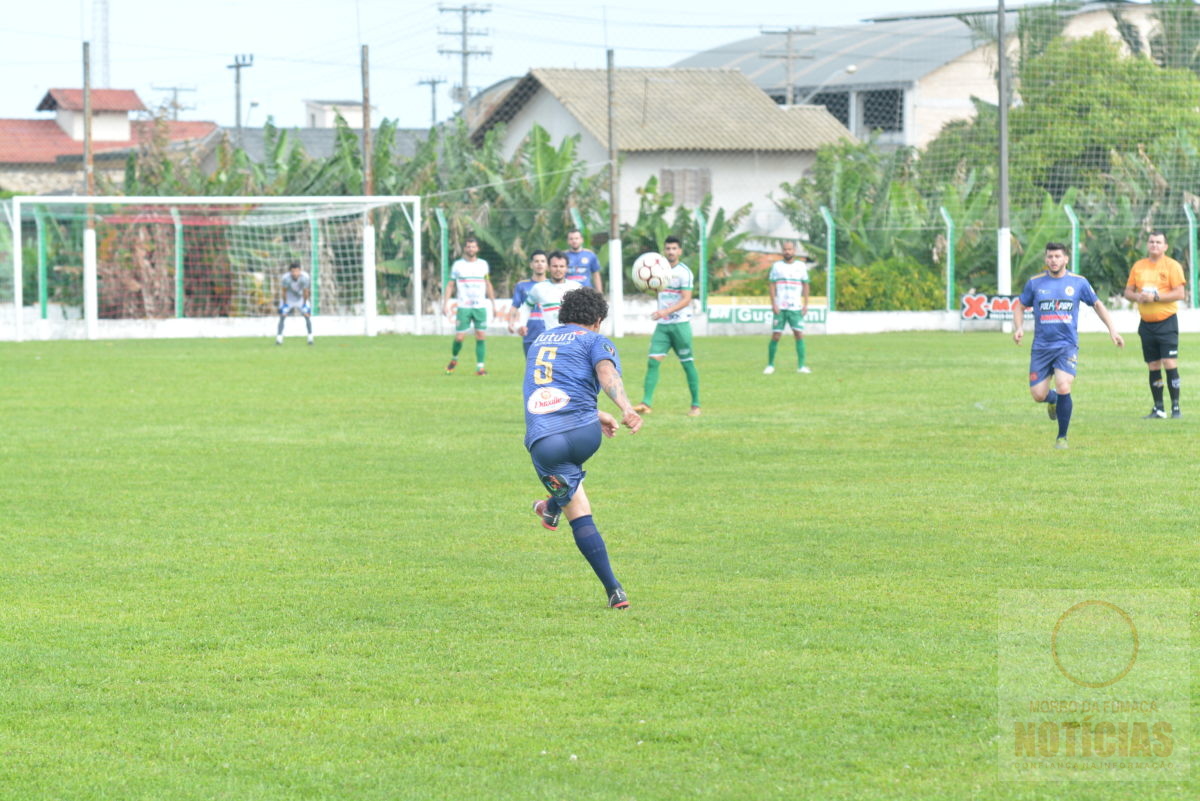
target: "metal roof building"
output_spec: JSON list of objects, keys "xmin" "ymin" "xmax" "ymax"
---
[{"xmin": 674, "ymin": 15, "xmax": 996, "ymax": 148}]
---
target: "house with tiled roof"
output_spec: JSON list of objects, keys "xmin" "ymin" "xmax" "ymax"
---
[
  {"xmin": 471, "ymin": 68, "xmax": 853, "ymax": 237},
  {"xmin": 0, "ymin": 89, "xmax": 218, "ymax": 195}
]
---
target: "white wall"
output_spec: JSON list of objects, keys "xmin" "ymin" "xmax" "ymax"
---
[
  {"xmin": 912, "ymin": 45, "xmax": 998, "ymax": 148},
  {"xmin": 494, "ymin": 87, "xmax": 609, "ymax": 165},
  {"xmin": 305, "ymin": 103, "xmax": 366, "ymax": 129},
  {"xmin": 622, "ymin": 151, "xmax": 811, "ymax": 238},
  {"xmin": 6, "ymin": 303, "xmax": 1191, "ymax": 341},
  {"xmin": 56, "ymin": 109, "xmax": 131, "ymax": 142}
]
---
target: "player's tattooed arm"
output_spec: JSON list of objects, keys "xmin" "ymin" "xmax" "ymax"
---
[{"xmin": 597, "ymin": 360, "xmax": 641, "ymax": 432}]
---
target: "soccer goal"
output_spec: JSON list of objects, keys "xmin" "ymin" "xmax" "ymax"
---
[{"xmin": 5, "ymin": 195, "xmax": 421, "ymax": 341}]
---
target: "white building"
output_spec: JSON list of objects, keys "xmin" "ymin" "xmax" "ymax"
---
[
  {"xmin": 471, "ymin": 68, "xmax": 851, "ymax": 237},
  {"xmin": 304, "ymin": 100, "xmax": 371, "ymax": 129}
]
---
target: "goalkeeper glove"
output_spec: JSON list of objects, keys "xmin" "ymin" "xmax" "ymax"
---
[
  {"xmin": 300, "ymin": 302, "xmax": 312, "ymax": 315},
  {"xmin": 278, "ymin": 302, "xmax": 291, "ymax": 315}
]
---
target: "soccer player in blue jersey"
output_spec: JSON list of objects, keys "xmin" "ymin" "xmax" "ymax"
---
[
  {"xmin": 508, "ymin": 250, "xmax": 548, "ymax": 357},
  {"xmin": 565, "ymin": 228, "xmax": 603, "ymax": 292},
  {"xmin": 1011, "ymin": 243, "xmax": 1124, "ymax": 449},
  {"xmin": 524, "ymin": 287, "xmax": 641, "ymax": 608}
]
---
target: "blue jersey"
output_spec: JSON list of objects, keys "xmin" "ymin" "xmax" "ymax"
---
[
  {"xmin": 523, "ymin": 325, "xmax": 621, "ymax": 449},
  {"xmin": 566, "ymin": 249, "xmax": 600, "ymax": 288},
  {"xmin": 1018, "ymin": 271, "xmax": 1099, "ymax": 348},
  {"xmin": 511, "ymin": 279, "xmax": 543, "ymax": 321}
]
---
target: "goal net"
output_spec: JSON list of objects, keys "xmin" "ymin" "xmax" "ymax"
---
[{"xmin": 5, "ymin": 195, "xmax": 421, "ymax": 341}]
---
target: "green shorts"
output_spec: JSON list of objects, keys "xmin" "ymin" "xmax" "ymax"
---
[
  {"xmin": 772, "ymin": 310, "xmax": 805, "ymax": 333},
  {"xmin": 456, "ymin": 307, "xmax": 488, "ymax": 332},
  {"xmin": 649, "ymin": 322, "xmax": 695, "ymax": 361}
]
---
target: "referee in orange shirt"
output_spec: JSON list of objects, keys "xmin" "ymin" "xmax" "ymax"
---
[{"xmin": 1123, "ymin": 231, "xmax": 1186, "ymax": 418}]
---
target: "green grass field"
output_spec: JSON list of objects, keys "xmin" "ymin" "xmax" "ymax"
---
[{"xmin": 0, "ymin": 331, "xmax": 1194, "ymax": 800}]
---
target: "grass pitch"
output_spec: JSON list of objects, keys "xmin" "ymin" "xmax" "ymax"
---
[{"xmin": 0, "ymin": 331, "xmax": 1194, "ymax": 800}]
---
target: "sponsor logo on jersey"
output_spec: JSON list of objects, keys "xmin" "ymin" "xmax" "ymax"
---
[{"xmin": 527, "ymin": 387, "xmax": 571, "ymax": 414}]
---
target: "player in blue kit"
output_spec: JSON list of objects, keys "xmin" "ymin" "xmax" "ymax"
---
[
  {"xmin": 524, "ymin": 288, "xmax": 641, "ymax": 608},
  {"xmin": 1011, "ymin": 243, "xmax": 1124, "ymax": 449},
  {"xmin": 508, "ymin": 250, "xmax": 548, "ymax": 357},
  {"xmin": 565, "ymin": 228, "xmax": 602, "ymax": 291}
]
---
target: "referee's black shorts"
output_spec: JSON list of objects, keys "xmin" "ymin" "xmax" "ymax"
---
[{"xmin": 1138, "ymin": 314, "xmax": 1180, "ymax": 363}]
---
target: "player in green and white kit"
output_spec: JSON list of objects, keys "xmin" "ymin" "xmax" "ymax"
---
[
  {"xmin": 444, "ymin": 236, "xmax": 497, "ymax": 376},
  {"xmin": 276, "ymin": 261, "xmax": 313, "ymax": 345},
  {"xmin": 632, "ymin": 236, "xmax": 701, "ymax": 417},
  {"xmin": 764, "ymin": 241, "xmax": 811, "ymax": 374},
  {"xmin": 521, "ymin": 250, "xmax": 583, "ymax": 330}
]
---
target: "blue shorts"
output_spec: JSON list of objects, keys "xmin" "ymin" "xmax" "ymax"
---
[
  {"xmin": 1029, "ymin": 344, "xmax": 1078, "ymax": 386},
  {"xmin": 528, "ymin": 421, "xmax": 602, "ymax": 506}
]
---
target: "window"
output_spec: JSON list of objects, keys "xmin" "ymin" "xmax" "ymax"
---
[
  {"xmin": 807, "ymin": 91, "xmax": 850, "ymax": 128},
  {"xmin": 860, "ymin": 89, "xmax": 903, "ymax": 133},
  {"xmin": 660, "ymin": 167, "xmax": 712, "ymax": 207}
]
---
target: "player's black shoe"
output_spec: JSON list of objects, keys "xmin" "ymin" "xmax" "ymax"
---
[
  {"xmin": 1172, "ymin": 407, "xmax": 1182, "ymax": 419},
  {"xmin": 445, "ymin": 358, "xmax": 457, "ymax": 375},
  {"xmin": 1046, "ymin": 400, "xmax": 1057, "ymax": 420},
  {"xmin": 532, "ymin": 498, "xmax": 560, "ymax": 531},
  {"xmin": 1143, "ymin": 407, "xmax": 1167, "ymax": 419},
  {"xmin": 607, "ymin": 586, "xmax": 629, "ymax": 609}
]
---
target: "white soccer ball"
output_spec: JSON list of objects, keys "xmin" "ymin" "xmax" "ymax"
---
[{"xmin": 632, "ymin": 252, "xmax": 671, "ymax": 293}]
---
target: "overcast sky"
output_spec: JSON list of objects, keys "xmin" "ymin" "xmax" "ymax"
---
[{"xmin": 2, "ymin": 0, "xmax": 1076, "ymax": 131}]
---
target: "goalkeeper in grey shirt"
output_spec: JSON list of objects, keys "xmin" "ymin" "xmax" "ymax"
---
[{"xmin": 277, "ymin": 262, "xmax": 313, "ymax": 345}]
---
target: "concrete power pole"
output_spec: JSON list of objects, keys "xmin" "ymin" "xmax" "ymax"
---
[
  {"xmin": 227, "ymin": 54, "xmax": 254, "ymax": 147},
  {"xmin": 761, "ymin": 26, "xmax": 815, "ymax": 105},
  {"xmin": 151, "ymin": 85, "xmax": 197, "ymax": 120},
  {"xmin": 418, "ymin": 77, "xmax": 447, "ymax": 128},
  {"xmin": 93, "ymin": 0, "xmax": 110, "ymax": 87},
  {"xmin": 438, "ymin": 4, "xmax": 491, "ymax": 126}
]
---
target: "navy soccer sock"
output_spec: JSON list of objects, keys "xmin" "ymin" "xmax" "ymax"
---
[
  {"xmin": 569, "ymin": 515, "xmax": 619, "ymax": 593},
  {"xmin": 1045, "ymin": 389, "xmax": 1058, "ymax": 406},
  {"xmin": 1056, "ymin": 393, "xmax": 1073, "ymax": 439}
]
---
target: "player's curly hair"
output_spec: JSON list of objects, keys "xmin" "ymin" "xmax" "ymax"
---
[{"xmin": 558, "ymin": 287, "xmax": 608, "ymax": 327}]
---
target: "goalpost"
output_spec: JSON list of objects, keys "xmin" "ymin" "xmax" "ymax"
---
[{"xmin": 7, "ymin": 195, "xmax": 421, "ymax": 342}]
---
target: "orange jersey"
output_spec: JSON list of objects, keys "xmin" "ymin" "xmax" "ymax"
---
[{"xmin": 1126, "ymin": 256, "xmax": 1185, "ymax": 322}]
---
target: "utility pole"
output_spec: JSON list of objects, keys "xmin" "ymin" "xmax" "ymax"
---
[
  {"xmin": 761, "ymin": 26, "xmax": 815, "ymax": 105},
  {"xmin": 151, "ymin": 85, "xmax": 197, "ymax": 120},
  {"xmin": 997, "ymin": 0, "xmax": 1011, "ymax": 296},
  {"xmin": 438, "ymin": 4, "xmax": 491, "ymax": 126},
  {"xmin": 93, "ymin": 0, "xmax": 110, "ymax": 87},
  {"xmin": 606, "ymin": 49, "xmax": 623, "ymax": 338},
  {"xmin": 362, "ymin": 44, "xmax": 373, "ymax": 196},
  {"xmin": 418, "ymin": 77, "xmax": 447, "ymax": 128},
  {"xmin": 227, "ymin": 54, "xmax": 254, "ymax": 147}
]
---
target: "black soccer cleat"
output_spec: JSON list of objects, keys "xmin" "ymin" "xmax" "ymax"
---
[
  {"xmin": 607, "ymin": 586, "xmax": 629, "ymax": 609},
  {"xmin": 1143, "ymin": 407, "xmax": 1167, "ymax": 419},
  {"xmin": 532, "ymin": 498, "xmax": 560, "ymax": 531},
  {"xmin": 1046, "ymin": 400, "xmax": 1057, "ymax": 420},
  {"xmin": 445, "ymin": 358, "xmax": 458, "ymax": 375},
  {"xmin": 1172, "ymin": 408, "xmax": 1182, "ymax": 419}
]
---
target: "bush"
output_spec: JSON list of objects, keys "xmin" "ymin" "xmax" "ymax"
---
[{"xmin": 835, "ymin": 259, "xmax": 944, "ymax": 311}]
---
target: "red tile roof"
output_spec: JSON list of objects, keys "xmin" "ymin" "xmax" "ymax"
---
[
  {"xmin": 0, "ymin": 119, "xmax": 218, "ymax": 164},
  {"xmin": 37, "ymin": 88, "xmax": 147, "ymax": 112}
]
